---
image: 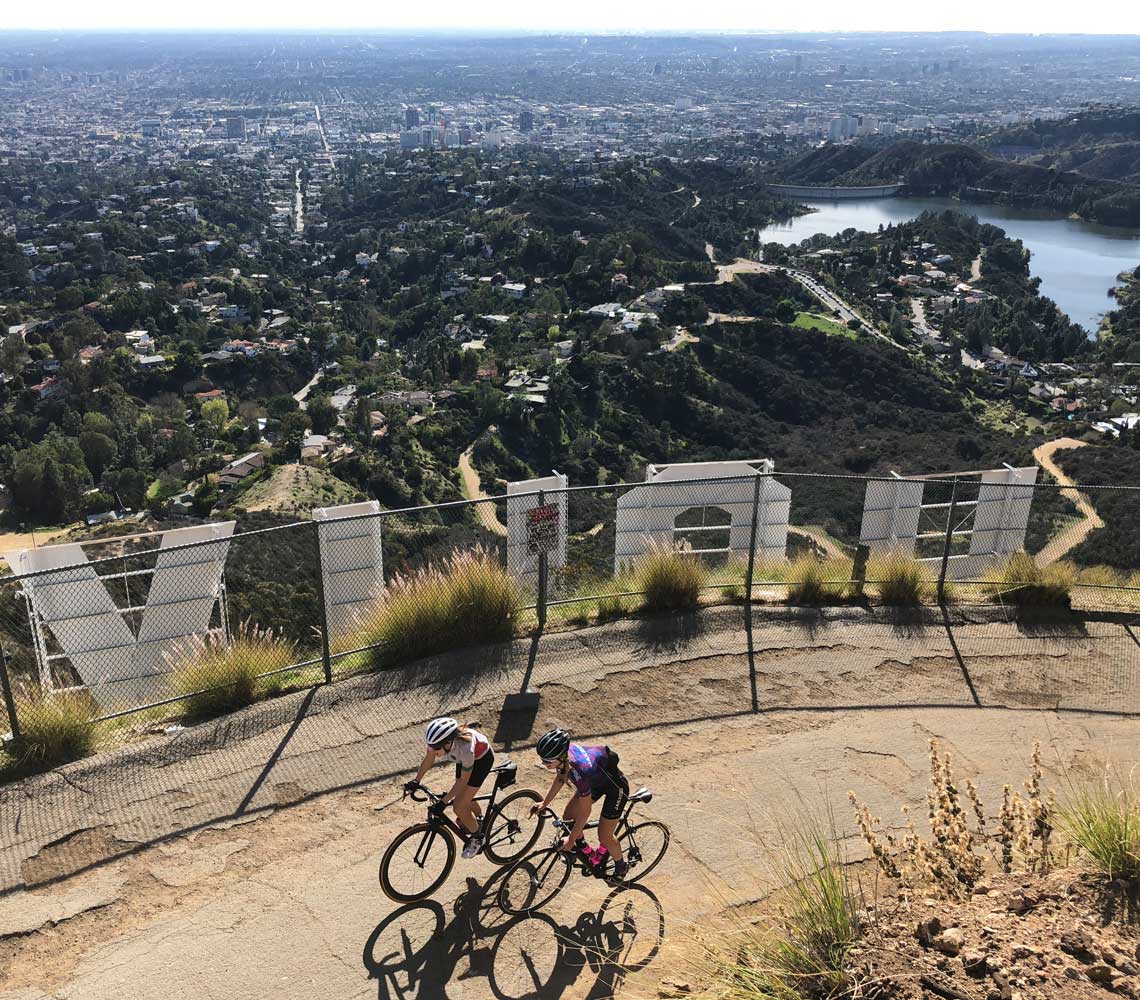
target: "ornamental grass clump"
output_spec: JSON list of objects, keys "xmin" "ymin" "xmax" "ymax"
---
[
  {"xmin": 785, "ymin": 555, "xmax": 850, "ymax": 606},
  {"xmin": 10, "ymin": 692, "xmax": 98, "ymax": 771},
  {"xmin": 871, "ymin": 554, "xmax": 929, "ymax": 606},
  {"xmin": 991, "ymin": 552, "xmax": 1075, "ymax": 608},
  {"xmin": 168, "ymin": 621, "xmax": 296, "ymax": 721},
  {"xmin": 633, "ymin": 547, "xmax": 706, "ymax": 613},
  {"xmin": 356, "ymin": 547, "xmax": 520, "ymax": 667},
  {"xmin": 1059, "ymin": 769, "xmax": 1140, "ymax": 883},
  {"xmin": 700, "ymin": 814, "xmax": 865, "ymax": 999}
]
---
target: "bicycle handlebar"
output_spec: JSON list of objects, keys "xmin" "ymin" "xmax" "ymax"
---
[{"xmin": 403, "ymin": 782, "xmax": 441, "ymax": 805}]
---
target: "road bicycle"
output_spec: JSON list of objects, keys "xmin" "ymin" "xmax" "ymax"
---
[
  {"xmin": 379, "ymin": 760, "xmax": 545, "ymax": 902},
  {"xmin": 496, "ymin": 787, "xmax": 670, "ymax": 915}
]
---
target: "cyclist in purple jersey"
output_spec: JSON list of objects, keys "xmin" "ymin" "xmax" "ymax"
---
[{"xmin": 530, "ymin": 728, "xmax": 630, "ymax": 878}]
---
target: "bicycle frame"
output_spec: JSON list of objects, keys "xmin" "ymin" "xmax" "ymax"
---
[{"xmin": 405, "ymin": 762, "xmax": 514, "ymax": 866}]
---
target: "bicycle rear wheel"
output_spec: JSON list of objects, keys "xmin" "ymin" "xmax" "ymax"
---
[
  {"xmin": 482, "ymin": 789, "xmax": 543, "ymax": 865},
  {"xmin": 497, "ymin": 847, "xmax": 572, "ymax": 915},
  {"xmin": 379, "ymin": 823, "xmax": 456, "ymax": 902},
  {"xmin": 615, "ymin": 821, "xmax": 670, "ymax": 883}
]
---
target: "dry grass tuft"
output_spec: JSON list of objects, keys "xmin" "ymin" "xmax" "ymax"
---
[
  {"xmin": 632, "ymin": 547, "xmax": 707, "ymax": 613},
  {"xmin": 167, "ymin": 621, "xmax": 296, "ymax": 720},
  {"xmin": 8, "ymin": 692, "xmax": 98, "ymax": 771},
  {"xmin": 1059, "ymin": 768, "xmax": 1140, "ymax": 883},
  {"xmin": 353, "ymin": 547, "xmax": 520, "ymax": 667},
  {"xmin": 784, "ymin": 555, "xmax": 851, "ymax": 605},
  {"xmin": 990, "ymin": 552, "xmax": 1075, "ymax": 607}
]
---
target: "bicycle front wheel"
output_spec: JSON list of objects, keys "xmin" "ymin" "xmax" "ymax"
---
[
  {"xmin": 379, "ymin": 823, "xmax": 456, "ymax": 902},
  {"xmin": 497, "ymin": 847, "xmax": 572, "ymax": 915},
  {"xmin": 616, "ymin": 821, "xmax": 670, "ymax": 883},
  {"xmin": 483, "ymin": 789, "xmax": 543, "ymax": 865}
]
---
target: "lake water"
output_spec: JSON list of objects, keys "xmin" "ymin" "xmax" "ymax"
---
[{"xmin": 757, "ymin": 197, "xmax": 1140, "ymax": 333}]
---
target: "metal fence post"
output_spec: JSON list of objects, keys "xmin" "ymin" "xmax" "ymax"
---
[
  {"xmin": 937, "ymin": 477, "xmax": 960, "ymax": 604},
  {"xmin": 0, "ymin": 645, "xmax": 21, "ymax": 742},
  {"xmin": 536, "ymin": 489, "xmax": 548, "ymax": 630},
  {"xmin": 312, "ymin": 518, "xmax": 333, "ymax": 684},
  {"xmin": 744, "ymin": 472, "xmax": 762, "ymax": 613}
]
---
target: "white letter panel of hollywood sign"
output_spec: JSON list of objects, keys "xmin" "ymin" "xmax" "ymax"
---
[
  {"xmin": 858, "ymin": 466, "xmax": 1038, "ymax": 579},
  {"xmin": 313, "ymin": 500, "xmax": 384, "ymax": 642},
  {"xmin": 11, "ymin": 522, "xmax": 235, "ymax": 710},
  {"xmin": 613, "ymin": 461, "xmax": 789, "ymax": 573}
]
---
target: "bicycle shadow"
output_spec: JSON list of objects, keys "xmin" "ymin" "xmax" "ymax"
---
[{"xmin": 362, "ymin": 869, "xmax": 664, "ymax": 1000}]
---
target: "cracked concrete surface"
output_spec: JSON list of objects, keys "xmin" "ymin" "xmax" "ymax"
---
[{"xmin": 1, "ymin": 605, "xmax": 1139, "ymax": 998}]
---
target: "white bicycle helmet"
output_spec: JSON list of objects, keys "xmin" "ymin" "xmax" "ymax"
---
[{"xmin": 425, "ymin": 717, "xmax": 459, "ymax": 748}]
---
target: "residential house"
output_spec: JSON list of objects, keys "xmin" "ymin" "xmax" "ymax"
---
[{"xmin": 217, "ymin": 451, "xmax": 265, "ymax": 489}]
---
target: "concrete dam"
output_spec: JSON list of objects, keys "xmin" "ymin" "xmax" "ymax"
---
[{"xmin": 766, "ymin": 182, "xmax": 902, "ymax": 199}]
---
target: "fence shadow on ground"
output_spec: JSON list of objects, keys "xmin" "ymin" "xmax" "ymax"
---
[
  {"xmin": 361, "ymin": 871, "xmax": 665, "ymax": 1000},
  {"xmin": 3, "ymin": 602, "xmax": 1140, "ymax": 897}
]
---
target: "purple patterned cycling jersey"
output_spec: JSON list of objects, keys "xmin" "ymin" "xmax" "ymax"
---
[{"xmin": 566, "ymin": 743, "xmax": 612, "ymax": 797}]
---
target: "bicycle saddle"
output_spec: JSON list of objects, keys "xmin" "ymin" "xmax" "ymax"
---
[{"xmin": 629, "ymin": 788, "xmax": 652, "ymax": 803}]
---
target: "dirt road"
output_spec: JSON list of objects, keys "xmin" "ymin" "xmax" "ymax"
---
[
  {"xmin": 457, "ymin": 430, "xmax": 507, "ymax": 537},
  {"xmin": 1032, "ymin": 437, "xmax": 1104, "ymax": 566},
  {"xmin": 3, "ymin": 606, "xmax": 1138, "ymax": 1000},
  {"xmin": 970, "ymin": 253, "xmax": 983, "ymax": 283}
]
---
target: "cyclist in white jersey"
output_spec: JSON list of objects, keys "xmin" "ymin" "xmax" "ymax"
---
[{"xmin": 407, "ymin": 717, "xmax": 495, "ymax": 859}]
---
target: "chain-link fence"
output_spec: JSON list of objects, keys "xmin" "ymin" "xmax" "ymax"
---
[{"xmin": 2, "ymin": 466, "xmax": 1139, "ymax": 739}]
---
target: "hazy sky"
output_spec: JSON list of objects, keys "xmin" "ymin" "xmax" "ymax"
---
[{"xmin": 3, "ymin": 0, "xmax": 1140, "ymax": 33}]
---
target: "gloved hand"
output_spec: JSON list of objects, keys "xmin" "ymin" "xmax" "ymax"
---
[{"xmin": 403, "ymin": 780, "xmax": 419, "ymax": 794}]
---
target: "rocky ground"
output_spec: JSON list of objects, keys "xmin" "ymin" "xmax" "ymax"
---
[{"xmin": 858, "ymin": 869, "xmax": 1140, "ymax": 1000}]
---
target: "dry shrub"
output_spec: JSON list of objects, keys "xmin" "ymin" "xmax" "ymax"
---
[
  {"xmin": 991, "ymin": 552, "xmax": 1075, "ymax": 607},
  {"xmin": 355, "ymin": 547, "xmax": 520, "ymax": 666},
  {"xmin": 168, "ymin": 621, "xmax": 296, "ymax": 720},
  {"xmin": 851, "ymin": 740, "xmax": 1055, "ymax": 899},
  {"xmin": 633, "ymin": 547, "xmax": 706, "ymax": 613}
]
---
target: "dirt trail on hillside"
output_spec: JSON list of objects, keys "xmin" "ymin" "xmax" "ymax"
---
[
  {"xmin": 1032, "ymin": 437, "xmax": 1104, "ymax": 566},
  {"xmin": 457, "ymin": 428, "xmax": 507, "ymax": 537}
]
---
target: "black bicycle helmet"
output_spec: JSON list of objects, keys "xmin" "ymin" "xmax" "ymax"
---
[{"xmin": 536, "ymin": 728, "xmax": 571, "ymax": 761}]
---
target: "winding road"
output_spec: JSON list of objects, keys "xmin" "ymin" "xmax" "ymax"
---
[
  {"xmin": 1032, "ymin": 437, "xmax": 1104, "ymax": 566},
  {"xmin": 457, "ymin": 430, "xmax": 507, "ymax": 537}
]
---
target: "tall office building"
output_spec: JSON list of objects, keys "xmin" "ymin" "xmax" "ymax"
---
[
  {"xmin": 226, "ymin": 117, "xmax": 246, "ymax": 140},
  {"xmin": 519, "ymin": 109, "xmax": 535, "ymax": 133},
  {"xmin": 405, "ymin": 107, "xmax": 420, "ymax": 130}
]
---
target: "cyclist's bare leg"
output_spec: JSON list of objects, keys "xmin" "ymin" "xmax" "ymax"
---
[
  {"xmin": 598, "ymin": 816, "xmax": 623, "ymax": 861},
  {"xmin": 451, "ymin": 781, "xmax": 480, "ymax": 835}
]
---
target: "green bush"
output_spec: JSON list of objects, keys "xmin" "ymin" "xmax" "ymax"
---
[
  {"xmin": 167, "ymin": 622, "xmax": 296, "ymax": 720},
  {"xmin": 354, "ymin": 547, "xmax": 520, "ymax": 666},
  {"xmin": 1060, "ymin": 777, "xmax": 1140, "ymax": 882},
  {"xmin": 10, "ymin": 693, "xmax": 98, "ymax": 771},
  {"xmin": 632, "ymin": 548, "xmax": 706, "ymax": 613},
  {"xmin": 991, "ymin": 552, "xmax": 1075, "ymax": 607}
]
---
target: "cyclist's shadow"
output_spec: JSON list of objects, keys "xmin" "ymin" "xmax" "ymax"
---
[{"xmin": 362, "ymin": 868, "xmax": 664, "ymax": 1000}]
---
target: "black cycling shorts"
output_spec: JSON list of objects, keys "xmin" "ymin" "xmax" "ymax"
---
[
  {"xmin": 591, "ymin": 766, "xmax": 629, "ymax": 821},
  {"xmin": 456, "ymin": 749, "xmax": 494, "ymax": 789}
]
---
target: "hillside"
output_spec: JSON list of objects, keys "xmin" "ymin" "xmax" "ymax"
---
[
  {"xmin": 232, "ymin": 463, "xmax": 364, "ymax": 516},
  {"xmin": 775, "ymin": 139, "xmax": 1140, "ymax": 226}
]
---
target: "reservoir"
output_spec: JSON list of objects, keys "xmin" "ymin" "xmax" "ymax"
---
[{"xmin": 757, "ymin": 197, "xmax": 1140, "ymax": 334}]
